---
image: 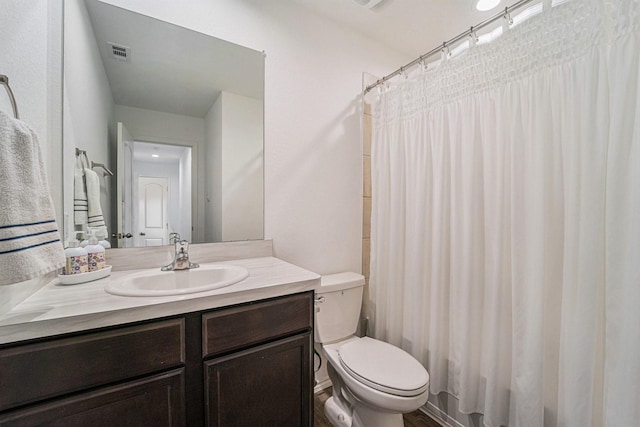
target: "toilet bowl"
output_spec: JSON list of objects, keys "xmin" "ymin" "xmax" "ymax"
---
[{"xmin": 315, "ymin": 273, "xmax": 430, "ymax": 427}]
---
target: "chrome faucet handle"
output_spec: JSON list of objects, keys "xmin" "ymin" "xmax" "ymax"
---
[
  {"xmin": 169, "ymin": 232, "xmax": 181, "ymax": 245},
  {"xmin": 178, "ymin": 240, "xmax": 199, "ymax": 269},
  {"xmin": 175, "ymin": 240, "xmax": 189, "ymax": 258}
]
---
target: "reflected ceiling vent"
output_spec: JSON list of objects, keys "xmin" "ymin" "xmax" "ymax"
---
[
  {"xmin": 107, "ymin": 42, "xmax": 131, "ymax": 63},
  {"xmin": 353, "ymin": 0, "xmax": 384, "ymax": 9}
]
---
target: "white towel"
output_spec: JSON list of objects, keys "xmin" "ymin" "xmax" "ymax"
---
[
  {"xmin": 73, "ymin": 154, "xmax": 88, "ymax": 227},
  {"xmin": 0, "ymin": 110, "xmax": 65, "ymax": 285},
  {"xmin": 84, "ymin": 167, "xmax": 106, "ymax": 233}
]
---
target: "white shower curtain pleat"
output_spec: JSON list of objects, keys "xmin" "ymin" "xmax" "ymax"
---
[
  {"xmin": 603, "ymin": 30, "xmax": 640, "ymax": 426},
  {"xmin": 368, "ymin": 0, "xmax": 640, "ymax": 425}
]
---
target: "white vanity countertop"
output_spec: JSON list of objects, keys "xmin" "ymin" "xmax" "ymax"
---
[{"xmin": 0, "ymin": 256, "xmax": 320, "ymax": 345}]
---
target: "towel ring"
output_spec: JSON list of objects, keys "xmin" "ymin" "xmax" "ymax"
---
[{"xmin": 0, "ymin": 74, "xmax": 19, "ymax": 119}]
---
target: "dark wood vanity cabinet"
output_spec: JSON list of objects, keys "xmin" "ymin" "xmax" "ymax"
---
[{"xmin": 0, "ymin": 291, "xmax": 314, "ymax": 427}]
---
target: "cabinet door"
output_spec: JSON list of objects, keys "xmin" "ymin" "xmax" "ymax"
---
[
  {"xmin": 204, "ymin": 334, "xmax": 312, "ymax": 427},
  {"xmin": 0, "ymin": 369, "xmax": 185, "ymax": 427}
]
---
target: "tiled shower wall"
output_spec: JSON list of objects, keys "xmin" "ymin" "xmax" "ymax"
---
[{"xmin": 362, "ymin": 103, "xmax": 372, "ymax": 330}]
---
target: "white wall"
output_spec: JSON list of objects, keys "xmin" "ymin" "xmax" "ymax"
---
[
  {"xmin": 0, "ymin": 1, "xmax": 50, "ymax": 158},
  {"xmin": 204, "ymin": 95, "xmax": 223, "ymax": 242},
  {"xmin": 204, "ymin": 92, "xmax": 263, "ymax": 242},
  {"xmin": 178, "ymin": 148, "xmax": 192, "ymax": 241},
  {"xmin": 103, "ymin": 0, "xmax": 410, "ymax": 274},
  {"xmin": 63, "ymin": 0, "xmax": 115, "ymax": 241},
  {"xmin": 114, "ymin": 105, "xmax": 205, "ymax": 147},
  {"xmin": 0, "ymin": 0, "xmax": 63, "ymax": 312},
  {"xmin": 220, "ymin": 92, "xmax": 263, "ymax": 241}
]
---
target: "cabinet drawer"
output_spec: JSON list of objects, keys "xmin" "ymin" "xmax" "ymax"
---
[
  {"xmin": 202, "ymin": 292, "xmax": 312, "ymax": 358},
  {"xmin": 0, "ymin": 368, "xmax": 185, "ymax": 427},
  {"xmin": 0, "ymin": 318, "xmax": 184, "ymax": 412}
]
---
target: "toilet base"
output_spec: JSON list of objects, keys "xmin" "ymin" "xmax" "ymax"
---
[
  {"xmin": 351, "ymin": 404, "xmax": 404, "ymax": 427},
  {"xmin": 324, "ymin": 396, "xmax": 351, "ymax": 427},
  {"xmin": 324, "ymin": 395, "xmax": 404, "ymax": 427}
]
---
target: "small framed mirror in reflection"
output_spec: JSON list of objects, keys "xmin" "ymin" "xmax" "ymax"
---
[{"xmin": 63, "ymin": 0, "xmax": 265, "ymax": 249}]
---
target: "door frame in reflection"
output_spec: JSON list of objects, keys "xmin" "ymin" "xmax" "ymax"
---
[{"xmin": 120, "ymin": 139, "xmax": 193, "ymax": 248}]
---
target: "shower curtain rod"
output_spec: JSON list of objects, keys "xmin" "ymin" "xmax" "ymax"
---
[{"xmin": 364, "ymin": 0, "xmax": 538, "ymax": 93}]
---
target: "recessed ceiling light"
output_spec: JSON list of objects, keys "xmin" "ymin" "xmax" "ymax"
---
[
  {"xmin": 152, "ymin": 154, "xmax": 159, "ymax": 158},
  {"xmin": 475, "ymin": 0, "xmax": 501, "ymax": 11}
]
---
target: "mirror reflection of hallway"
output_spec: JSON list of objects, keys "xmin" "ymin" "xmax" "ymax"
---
[{"xmin": 122, "ymin": 140, "xmax": 192, "ymax": 248}]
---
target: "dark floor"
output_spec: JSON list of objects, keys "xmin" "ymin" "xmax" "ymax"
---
[{"xmin": 314, "ymin": 387, "xmax": 443, "ymax": 427}]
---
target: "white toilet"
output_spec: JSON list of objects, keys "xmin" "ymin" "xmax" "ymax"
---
[{"xmin": 315, "ymin": 272, "xmax": 430, "ymax": 427}]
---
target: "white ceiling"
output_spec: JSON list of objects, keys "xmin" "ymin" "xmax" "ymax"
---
[
  {"xmin": 133, "ymin": 141, "xmax": 188, "ymax": 164},
  {"xmin": 290, "ymin": 0, "xmax": 508, "ymax": 58}
]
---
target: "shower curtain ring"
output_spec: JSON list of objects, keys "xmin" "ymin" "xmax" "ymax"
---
[
  {"xmin": 504, "ymin": 7, "xmax": 513, "ymax": 25},
  {"xmin": 441, "ymin": 42, "xmax": 450, "ymax": 59},
  {"xmin": 419, "ymin": 55, "xmax": 428, "ymax": 72},
  {"xmin": 469, "ymin": 26, "xmax": 479, "ymax": 43}
]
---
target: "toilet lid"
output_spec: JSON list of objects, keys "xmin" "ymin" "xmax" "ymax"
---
[{"xmin": 338, "ymin": 337, "xmax": 429, "ymax": 397}]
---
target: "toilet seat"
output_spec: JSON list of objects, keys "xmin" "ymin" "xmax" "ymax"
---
[{"xmin": 338, "ymin": 337, "xmax": 429, "ymax": 397}]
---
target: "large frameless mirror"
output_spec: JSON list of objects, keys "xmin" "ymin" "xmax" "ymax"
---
[{"xmin": 63, "ymin": 0, "xmax": 264, "ymax": 248}]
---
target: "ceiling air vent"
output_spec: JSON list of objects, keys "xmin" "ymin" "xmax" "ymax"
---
[{"xmin": 107, "ymin": 42, "xmax": 131, "ymax": 63}]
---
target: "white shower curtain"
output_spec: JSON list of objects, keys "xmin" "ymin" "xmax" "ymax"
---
[{"xmin": 369, "ymin": 0, "xmax": 640, "ymax": 426}]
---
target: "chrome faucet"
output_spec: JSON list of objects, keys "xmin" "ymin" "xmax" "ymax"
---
[{"xmin": 162, "ymin": 236, "xmax": 200, "ymax": 271}]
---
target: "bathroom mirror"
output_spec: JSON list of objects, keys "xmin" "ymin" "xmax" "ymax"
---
[{"xmin": 63, "ymin": 0, "xmax": 264, "ymax": 248}]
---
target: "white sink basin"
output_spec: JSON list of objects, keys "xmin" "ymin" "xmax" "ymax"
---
[{"xmin": 105, "ymin": 264, "xmax": 249, "ymax": 297}]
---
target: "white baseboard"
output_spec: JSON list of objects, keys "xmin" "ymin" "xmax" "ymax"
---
[
  {"xmin": 422, "ymin": 401, "xmax": 465, "ymax": 427},
  {"xmin": 314, "ymin": 378, "xmax": 332, "ymax": 394}
]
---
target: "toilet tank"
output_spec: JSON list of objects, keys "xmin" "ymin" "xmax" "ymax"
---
[{"xmin": 315, "ymin": 272, "xmax": 365, "ymax": 344}]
